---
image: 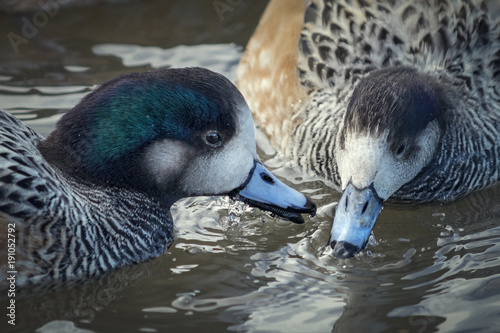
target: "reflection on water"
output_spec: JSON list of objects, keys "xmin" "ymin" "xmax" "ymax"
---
[
  {"xmin": 92, "ymin": 43, "xmax": 242, "ymax": 80},
  {"xmin": 1, "ymin": 1, "xmax": 500, "ymax": 332}
]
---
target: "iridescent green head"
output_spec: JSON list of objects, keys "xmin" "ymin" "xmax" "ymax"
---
[
  {"xmin": 38, "ymin": 67, "xmax": 315, "ymax": 220},
  {"xmin": 54, "ymin": 68, "xmax": 239, "ymax": 166},
  {"xmin": 40, "ymin": 68, "xmax": 252, "ymax": 204}
]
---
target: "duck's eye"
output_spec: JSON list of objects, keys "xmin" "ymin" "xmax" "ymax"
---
[
  {"xmin": 396, "ymin": 144, "xmax": 406, "ymax": 156},
  {"xmin": 204, "ymin": 131, "xmax": 222, "ymax": 147}
]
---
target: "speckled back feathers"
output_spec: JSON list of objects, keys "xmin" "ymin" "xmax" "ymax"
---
[{"xmin": 286, "ymin": 0, "xmax": 500, "ymax": 201}]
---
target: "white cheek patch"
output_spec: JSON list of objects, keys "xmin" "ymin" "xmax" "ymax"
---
[
  {"xmin": 336, "ymin": 131, "xmax": 388, "ymax": 191},
  {"xmin": 336, "ymin": 120, "xmax": 440, "ymax": 200},
  {"xmin": 182, "ymin": 104, "xmax": 259, "ymax": 195},
  {"xmin": 143, "ymin": 139, "xmax": 191, "ymax": 186},
  {"xmin": 235, "ymin": 103, "xmax": 258, "ymax": 157}
]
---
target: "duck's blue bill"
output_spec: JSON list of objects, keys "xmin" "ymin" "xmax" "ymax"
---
[
  {"xmin": 329, "ymin": 182, "xmax": 383, "ymax": 258},
  {"xmin": 234, "ymin": 162, "xmax": 316, "ymax": 224}
]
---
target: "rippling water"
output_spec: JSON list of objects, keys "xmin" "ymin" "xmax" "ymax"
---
[{"xmin": 1, "ymin": 1, "xmax": 500, "ymax": 332}]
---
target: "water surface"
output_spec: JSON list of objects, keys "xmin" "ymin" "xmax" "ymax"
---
[{"xmin": 1, "ymin": 1, "xmax": 499, "ymax": 332}]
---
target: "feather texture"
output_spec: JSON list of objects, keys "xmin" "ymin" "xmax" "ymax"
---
[
  {"xmin": 0, "ymin": 110, "xmax": 172, "ymax": 289},
  {"xmin": 239, "ymin": 0, "xmax": 500, "ymax": 202}
]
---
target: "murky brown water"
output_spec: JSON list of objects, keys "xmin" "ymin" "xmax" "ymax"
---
[{"xmin": 1, "ymin": 1, "xmax": 500, "ymax": 332}]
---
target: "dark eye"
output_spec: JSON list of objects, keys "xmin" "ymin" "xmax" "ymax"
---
[
  {"xmin": 396, "ymin": 144, "xmax": 406, "ymax": 156},
  {"xmin": 204, "ymin": 131, "xmax": 221, "ymax": 146}
]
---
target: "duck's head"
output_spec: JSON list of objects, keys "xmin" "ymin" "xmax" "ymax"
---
[
  {"xmin": 40, "ymin": 67, "xmax": 315, "ymax": 222},
  {"xmin": 330, "ymin": 67, "xmax": 445, "ymax": 258}
]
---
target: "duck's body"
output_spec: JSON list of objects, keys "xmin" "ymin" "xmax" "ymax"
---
[
  {"xmin": 0, "ymin": 111, "xmax": 171, "ymax": 287},
  {"xmin": 238, "ymin": 0, "xmax": 500, "ymax": 257},
  {"xmin": 0, "ymin": 67, "xmax": 315, "ymax": 290}
]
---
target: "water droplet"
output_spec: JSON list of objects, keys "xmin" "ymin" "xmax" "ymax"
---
[{"xmin": 186, "ymin": 247, "xmax": 202, "ymax": 255}]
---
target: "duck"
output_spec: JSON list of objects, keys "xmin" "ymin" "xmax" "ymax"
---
[
  {"xmin": 237, "ymin": 0, "xmax": 500, "ymax": 258},
  {"xmin": 0, "ymin": 67, "xmax": 316, "ymax": 290}
]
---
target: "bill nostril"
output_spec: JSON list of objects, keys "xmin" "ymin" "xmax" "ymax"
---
[
  {"xmin": 260, "ymin": 172, "xmax": 275, "ymax": 184},
  {"xmin": 361, "ymin": 201, "xmax": 369, "ymax": 214}
]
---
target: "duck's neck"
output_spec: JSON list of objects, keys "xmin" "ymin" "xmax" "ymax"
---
[
  {"xmin": 288, "ymin": 89, "xmax": 345, "ymax": 190},
  {"xmin": 394, "ymin": 81, "xmax": 500, "ymax": 201},
  {"xmin": 38, "ymin": 134, "xmax": 183, "ymax": 208}
]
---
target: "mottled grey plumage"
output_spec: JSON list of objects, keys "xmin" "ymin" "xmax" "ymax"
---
[
  {"xmin": 292, "ymin": 0, "xmax": 500, "ymax": 202},
  {"xmin": 237, "ymin": 0, "xmax": 500, "ymax": 258}
]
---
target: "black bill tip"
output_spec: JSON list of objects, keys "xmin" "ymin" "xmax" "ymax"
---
[
  {"xmin": 330, "ymin": 241, "xmax": 361, "ymax": 259},
  {"xmin": 237, "ymin": 196, "xmax": 316, "ymax": 224}
]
